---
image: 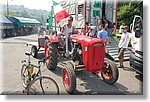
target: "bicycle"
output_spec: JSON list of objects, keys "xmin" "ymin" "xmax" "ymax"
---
[{"xmin": 21, "ymin": 51, "xmax": 59, "ymax": 95}]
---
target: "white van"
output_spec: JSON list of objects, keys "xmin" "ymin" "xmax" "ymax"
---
[{"xmin": 129, "ymin": 15, "xmax": 143, "ymax": 75}]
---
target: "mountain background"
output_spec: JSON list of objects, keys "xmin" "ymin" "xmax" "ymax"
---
[{"xmin": 0, "ymin": 4, "xmax": 49, "ymax": 25}]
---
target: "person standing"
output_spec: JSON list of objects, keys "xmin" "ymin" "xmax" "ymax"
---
[
  {"xmin": 97, "ymin": 24, "xmax": 109, "ymax": 44},
  {"xmin": 118, "ymin": 26, "xmax": 130, "ymax": 68},
  {"xmin": 112, "ymin": 23, "xmax": 116, "ymax": 34},
  {"xmin": 80, "ymin": 22, "xmax": 90, "ymax": 35},
  {"xmin": 102, "ymin": 17, "xmax": 114, "ymax": 37},
  {"xmin": 119, "ymin": 22, "xmax": 125, "ymax": 34},
  {"xmin": 85, "ymin": 22, "xmax": 90, "ymax": 36}
]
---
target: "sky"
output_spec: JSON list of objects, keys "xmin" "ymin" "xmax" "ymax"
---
[{"xmin": 0, "ymin": 0, "xmax": 63, "ymax": 11}]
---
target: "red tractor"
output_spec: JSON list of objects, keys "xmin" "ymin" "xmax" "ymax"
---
[
  {"xmin": 29, "ymin": 31, "xmax": 119, "ymax": 94},
  {"xmin": 43, "ymin": 31, "xmax": 119, "ymax": 94}
]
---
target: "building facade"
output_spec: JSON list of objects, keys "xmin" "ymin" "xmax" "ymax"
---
[{"xmin": 52, "ymin": 0, "xmax": 117, "ymax": 31}]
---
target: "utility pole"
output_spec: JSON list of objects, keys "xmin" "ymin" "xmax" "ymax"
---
[
  {"xmin": 102, "ymin": 0, "xmax": 106, "ymax": 18},
  {"xmin": 7, "ymin": 0, "xmax": 9, "ymax": 16},
  {"xmin": 84, "ymin": 0, "xmax": 86, "ymax": 29},
  {"xmin": 51, "ymin": 6, "xmax": 56, "ymax": 31}
]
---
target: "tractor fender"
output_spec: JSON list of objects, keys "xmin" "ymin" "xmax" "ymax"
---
[{"xmin": 44, "ymin": 35, "xmax": 59, "ymax": 43}]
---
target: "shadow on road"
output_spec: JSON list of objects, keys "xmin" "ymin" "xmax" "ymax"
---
[
  {"xmin": 50, "ymin": 66, "xmax": 62, "ymax": 77},
  {"xmin": 135, "ymin": 74, "xmax": 143, "ymax": 82},
  {"xmin": 123, "ymin": 66, "xmax": 135, "ymax": 72},
  {"xmin": 36, "ymin": 51, "xmax": 63, "ymax": 77},
  {"xmin": 73, "ymin": 70, "xmax": 127, "ymax": 95}
]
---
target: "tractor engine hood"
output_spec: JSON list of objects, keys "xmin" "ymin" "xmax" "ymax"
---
[{"xmin": 70, "ymin": 34, "xmax": 105, "ymax": 46}]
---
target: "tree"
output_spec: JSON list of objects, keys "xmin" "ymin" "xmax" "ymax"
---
[
  {"xmin": 117, "ymin": 1, "xmax": 143, "ymax": 29},
  {"xmin": 21, "ymin": 10, "xmax": 30, "ymax": 18}
]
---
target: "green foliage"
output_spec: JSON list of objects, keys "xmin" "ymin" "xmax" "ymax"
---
[
  {"xmin": 117, "ymin": 1, "xmax": 143, "ymax": 29},
  {"xmin": 21, "ymin": 10, "xmax": 30, "ymax": 18}
]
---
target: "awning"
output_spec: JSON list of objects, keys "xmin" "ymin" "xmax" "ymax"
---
[
  {"xmin": 0, "ymin": 16, "xmax": 14, "ymax": 29},
  {"xmin": 6, "ymin": 16, "xmax": 41, "ymax": 27},
  {"xmin": 0, "ymin": 16, "xmax": 13, "ymax": 24}
]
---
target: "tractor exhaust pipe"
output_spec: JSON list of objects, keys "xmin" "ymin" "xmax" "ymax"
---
[
  {"xmin": 65, "ymin": 34, "xmax": 75, "ymax": 57},
  {"xmin": 65, "ymin": 35, "xmax": 69, "ymax": 57}
]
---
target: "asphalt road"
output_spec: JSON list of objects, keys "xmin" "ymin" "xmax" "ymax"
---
[{"xmin": 0, "ymin": 34, "xmax": 143, "ymax": 95}]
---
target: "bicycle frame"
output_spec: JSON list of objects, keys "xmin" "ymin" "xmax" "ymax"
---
[
  {"xmin": 22, "ymin": 52, "xmax": 43, "ymax": 81},
  {"xmin": 30, "ymin": 63, "xmax": 41, "ymax": 79}
]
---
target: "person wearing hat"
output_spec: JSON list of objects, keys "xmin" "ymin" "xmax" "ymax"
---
[{"xmin": 118, "ymin": 26, "xmax": 130, "ymax": 68}]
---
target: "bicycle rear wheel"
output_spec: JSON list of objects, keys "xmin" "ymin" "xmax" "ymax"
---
[{"xmin": 27, "ymin": 76, "xmax": 59, "ymax": 95}]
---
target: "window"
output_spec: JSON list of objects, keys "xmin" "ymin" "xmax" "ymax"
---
[{"xmin": 78, "ymin": 4, "xmax": 84, "ymax": 14}]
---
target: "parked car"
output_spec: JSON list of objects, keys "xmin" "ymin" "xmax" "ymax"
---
[
  {"xmin": 130, "ymin": 49, "xmax": 143, "ymax": 74},
  {"xmin": 129, "ymin": 15, "xmax": 143, "ymax": 75}
]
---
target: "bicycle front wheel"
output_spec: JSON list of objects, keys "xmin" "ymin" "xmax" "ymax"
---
[
  {"xmin": 21, "ymin": 64, "xmax": 30, "ymax": 88},
  {"xmin": 27, "ymin": 76, "xmax": 59, "ymax": 95}
]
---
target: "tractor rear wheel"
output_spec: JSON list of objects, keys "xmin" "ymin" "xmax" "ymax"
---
[
  {"xmin": 62, "ymin": 63, "xmax": 76, "ymax": 94},
  {"xmin": 101, "ymin": 58, "xmax": 119, "ymax": 84},
  {"xmin": 45, "ymin": 40, "xmax": 58, "ymax": 70}
]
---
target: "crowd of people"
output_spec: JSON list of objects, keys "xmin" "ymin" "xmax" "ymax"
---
[
  {"xmin": 82, "ymin": 17, "xmax": 138, "ymax": 69},
  {"xmin": 81, "ymin": 17, "xmax": 115, "ymax": 45}
]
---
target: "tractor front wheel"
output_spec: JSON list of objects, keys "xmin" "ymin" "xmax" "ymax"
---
[
  {"xmin": 101, "ymin": 58, "xmax": 119, "ymax": 84},
  {"xmin": 62, "ymin": 63, "xmax": 76, "ymax": 94}
]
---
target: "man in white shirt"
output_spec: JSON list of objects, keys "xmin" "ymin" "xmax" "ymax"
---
[
  {"xmin": 61, "ymin": 16, "xmax": 75, "ymax": 36},
  {"xmin": 61, "ymin": 16, "xmax": 76, "ymax": 53},
  {"xmin": 118, "ymin": 26, "xmax": 130, "ymax": 68}
]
